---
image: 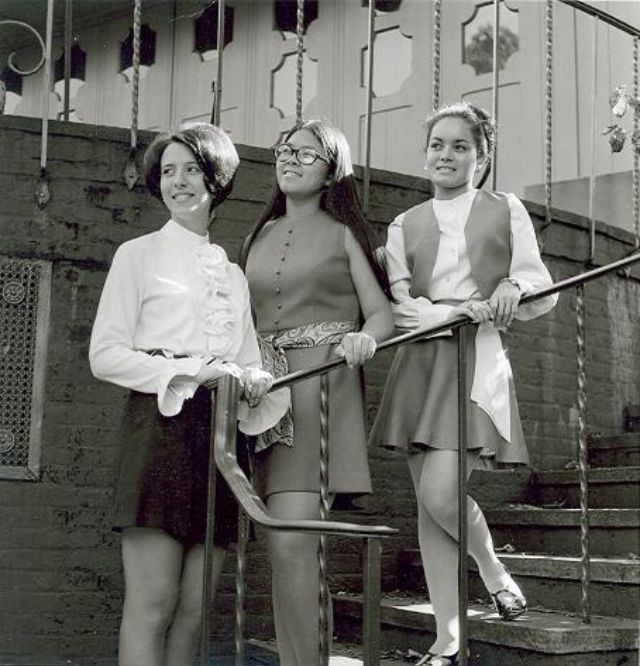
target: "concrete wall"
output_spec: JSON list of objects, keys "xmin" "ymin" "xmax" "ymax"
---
[{"xmin": 0, "ymin": 116, "xmax": 638, "ymax": 663}]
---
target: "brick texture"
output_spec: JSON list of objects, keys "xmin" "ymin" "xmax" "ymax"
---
[{"xmin": 0, "ymin": 116, "xmax": 638, "ymax": 662}]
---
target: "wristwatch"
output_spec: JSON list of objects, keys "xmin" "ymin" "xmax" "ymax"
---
[{"xmin": 500, "ymin": 277, "xmax": 523, "ymax": 294}]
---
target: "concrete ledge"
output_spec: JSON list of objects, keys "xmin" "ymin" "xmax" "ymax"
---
[{"xmin": 334, "ymin": 594, "xmax": 640, "ymax": 654}]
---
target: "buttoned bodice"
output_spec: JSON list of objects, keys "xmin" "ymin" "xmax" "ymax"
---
[{"xmin": 245, "ymin": 214, "xmax": 361, "ymax": 334}]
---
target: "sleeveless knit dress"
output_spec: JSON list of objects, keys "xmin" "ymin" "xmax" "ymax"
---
[{"xmin": 245, "ymin": 214, "xmax": 372, "ymax": 498}]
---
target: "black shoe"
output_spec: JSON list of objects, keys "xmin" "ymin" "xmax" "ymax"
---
[{"xmin": 491, "ymin": 588, "xmax": 527, "ymax": 621}]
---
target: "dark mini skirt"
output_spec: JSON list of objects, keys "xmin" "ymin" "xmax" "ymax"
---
[
  {"xmin": 369, "ymin": 327, "xmax": 529, "ymax": 465},
  {"xmin": 112, "ymin": 386, "xmax": 250, "ymax": 548}
]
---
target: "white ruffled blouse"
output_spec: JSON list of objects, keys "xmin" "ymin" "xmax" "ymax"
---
[{"xmin": 89, "ymin": 219, "xmax": 286, "ymax": 430}]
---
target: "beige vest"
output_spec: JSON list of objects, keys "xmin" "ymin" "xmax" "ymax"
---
[{"xmin": 402, "ymin": 190, "xmax": 511, "ymax": 299}]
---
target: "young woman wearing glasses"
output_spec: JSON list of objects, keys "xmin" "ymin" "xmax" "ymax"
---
[{"xmin": 241, "ymin": 119, "xmax": 394, "ymax": 666}]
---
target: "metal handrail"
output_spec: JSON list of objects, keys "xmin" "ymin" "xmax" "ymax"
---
[
  {"xmin": 557, "ymin": 0, "xmax": 640, "ymax": 40},
  {"xmin": 269, "ymin": 250, "xmax": 640, "ymax": 393}
]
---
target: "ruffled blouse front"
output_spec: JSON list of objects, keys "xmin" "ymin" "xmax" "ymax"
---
[{"xmin": 90, "ymin": 220, "xmax": 287, "ymax": 430}]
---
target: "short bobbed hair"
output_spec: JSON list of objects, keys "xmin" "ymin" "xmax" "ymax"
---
[{"xmin": 143, "ymin": 122, "xmax": 240, "ymax": 209}]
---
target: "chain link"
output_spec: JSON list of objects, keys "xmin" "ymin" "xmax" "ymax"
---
[
  {"xmin": 543, "ymin": 0, "xmax": 553, "ymax": 234},
  {"xmin": 318, "ymin": 372, "xmax": 330, "ymax": 666},
  {"xmin": 575, "ymin": 284, "xmax": 591, "ymax": 624},
  {"xmin": 295, "ymin": 0, "xmax": 305, "ymax": 125},
  {"xmin": 432, "ymin": 0, "xmax": 441, "ymax": 111},
  {"xmin": 633, "ymin": 37, "xmax": 639, "ymax": 249}
]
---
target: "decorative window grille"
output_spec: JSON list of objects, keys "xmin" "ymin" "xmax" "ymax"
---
[{"xmin": 0, "ymin": 257, "xmax": 51, "ymax": 480}]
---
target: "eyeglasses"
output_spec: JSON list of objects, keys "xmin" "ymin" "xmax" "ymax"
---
[{"xmin": 273, "ymin": 143, "xmax": 329, "ymax": 166}]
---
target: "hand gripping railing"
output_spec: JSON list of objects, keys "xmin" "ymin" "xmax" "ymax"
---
[{"xmin": 202, "ymin": 251, "xmax": 639, "ymax": 666}]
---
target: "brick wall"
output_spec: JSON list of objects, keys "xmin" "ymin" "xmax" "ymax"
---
[{"xmin": 0, "ymin": 116, "xmax": 638, "ymax": 662}]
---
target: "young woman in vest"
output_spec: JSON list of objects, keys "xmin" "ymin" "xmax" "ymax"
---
[
  {"xmin": 242, "ymin": 119, "xmax": 394, "ymax": 666},
  {"xmin": 89, "ymin": 123, "xmax": 280, "ymax": 666},
  {"xmin": 370, "ymin": 103, "xmax": 557, "ymax": 666}
]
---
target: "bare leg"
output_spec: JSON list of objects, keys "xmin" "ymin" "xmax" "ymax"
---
[
  {"xmin": 119, "ymin": 527, "xmax": 183, "ymax": 666},
  {"xmin": 416, "ymin": 450, "xmax": 522, "ymax": 597},
  {"xmin": 409, "ymin": 449, "xmax": 523, "ymax": 657},
  {"xmin": 164, "ymin": 544, "xmax": 227, "ymax": 666},
  {"xmin": 266, "ymin": 492, "xmax": 333, "ymax": 666}
]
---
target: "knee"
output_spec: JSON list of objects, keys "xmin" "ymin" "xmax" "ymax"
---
[
  {"xmin": 421, "ymin": 490, "xmax": 458, "ymax": 526},
  {"xmin": 124, "ymin": 581, "xmax": 180, "ymax": 632},
  {"xmin": 268, "ymin": 532, "xmax": 318, "ymax": 572}
]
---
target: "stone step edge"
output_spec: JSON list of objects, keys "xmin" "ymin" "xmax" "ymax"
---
[
  {"xmin": 333, "ymin": 594, "xmax": 640, "ymax": 654},
  {"xmin": 399, "ymin": 550, "xmax": 640, "ymax": 584},
  {"xmin": 485, "ymin": 507, "xmax": 640, "ymax": 527},
  {"xmin": 534, "ymin": 466, "xmax": 640, "ymax": 485},
  {"xmin": 588, "ymin": 433, "xmax": 640, "ymax": 450}
]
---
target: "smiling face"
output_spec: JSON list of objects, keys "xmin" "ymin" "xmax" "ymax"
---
[
  {"xmin": 424, "ymin": 116, "xmax": 484, "ymax": 200},
  {"xmin": 160, "ymin": 141, "xmax": 213, "ymax": 233},
  {"xmin": 276, "ymin": 128, "xmax": 331, "ymax": 200}
]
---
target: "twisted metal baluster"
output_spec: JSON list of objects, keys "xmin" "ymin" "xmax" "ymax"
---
[
  {"xmin": 542, "ymin": 0, "xmax": 554, "ymax": 238},
  {"xmin": 235, "ymin": 507, "xmax": 249, "ymax": 666},
  {"xmin": 318, "ymin": 372, "xmax": 330, "ymax": 666},
  {"xmin": 123, "ymin": 0, "xmax": 141, "ymax": 190},
  {"xmin": 633, "ymin": 37, "xmax": 639, "ymax": 249},
  {"xmin": 576, "ymin": 284, "xmax": 591, "ymax": 624},
  {"xmin": 295, "ymin": 0, "xmax": 304, "ymax": 125},
  {"xmin": 432, "ymin": 0, "xmax": 442, "ymax": 112}
]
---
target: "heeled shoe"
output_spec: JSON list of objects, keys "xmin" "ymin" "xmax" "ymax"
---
[
  {"xmin": 415, "ymin": 650, "xmax": 460, "ymax": 666},
  {"xmin": 491, "ymin": 588, "xmax": 527, "ymax": 621}
]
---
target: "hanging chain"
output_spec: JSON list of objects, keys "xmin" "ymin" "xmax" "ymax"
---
[
  {"xmin": 542, "ymin": 0, "xmax": 553, "ymax": 235},
  {"xmin": 131, "ymin": 0, "xmax": 141, "ymax": 151},
  {"xmin": 123, "ymin": 0, "xmax": 142, "ymax": 191},
  {"xmin": 295, "ymin": 0, "xmax": 305, "ymax": 125},
  {"xmin": 432, "ymin": 0, "xmax": 442, "ymax": 111},
  {"xmin": 318, "ymin": 373, "xmax": 330, "ymax": 666},
  {"xmin": 633, "ymin": 37, "xmax": 639, "ymax": 249},
  {"xmin": 576, "ymin": 284, "xmax": 591, "ymax": 624}
]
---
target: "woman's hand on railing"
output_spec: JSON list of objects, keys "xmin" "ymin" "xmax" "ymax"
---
[
  {"xmin": 241, "ymin": 367, "xmax": 274, "ymax": 407},
  {"xmin": 335, "ymin": 331, "xmax": 377, "ymax": 368},
  {"xmin": 451, "ymin": 299, "xmax": 493, "ymax": 325},
  {"xmin": 489, "ymin": 278, "xmax": 522, "ymax": 329}
]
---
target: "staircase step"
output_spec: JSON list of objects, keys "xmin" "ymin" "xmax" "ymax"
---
[
  {"xmin": 397, "ymin": 549, "xmax": 640, "ymax": 618},
  {"xmin": 485, "ymin": 507, "xmax": 640, "ymax": 557},
  {"xmin": 589, "ymin": 433, "xmax": 640, "ymax": 467},
  {"xmin": 334, "ymin": 593, "xmax": 640, "ymax": 666},
  {"xmin": 531, "ymin": 466, "xmax": 640, "ymax": 508}
]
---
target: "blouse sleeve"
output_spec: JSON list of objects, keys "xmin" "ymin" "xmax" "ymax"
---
[
  {"xmin": 88, "ymin": 241, "xmax": 205, "ymax": 417},
  {"xmin": 232, "ymin": 266, "xmax": 262, "ymax": 369},
  {"xmin": 507, "ymin": 194, "xmax": 558, "ymax": 320},
  {"xmin": 386, "ymin": 214, "xmax": 455, "ymax": 333}
]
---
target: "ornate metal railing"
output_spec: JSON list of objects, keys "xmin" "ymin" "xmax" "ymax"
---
[{"xmin": 204, "ymin": 250, "xmax": 640, "ymax": 666}]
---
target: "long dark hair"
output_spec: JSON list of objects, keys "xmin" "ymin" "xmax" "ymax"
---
[{"xmin": 242, "ymin": 119, "xmax": 392, "ymax": 300}]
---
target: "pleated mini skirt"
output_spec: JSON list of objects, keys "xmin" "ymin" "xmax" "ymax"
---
[
  {"xmin": 369, "ymin": 327, "xmax": 529, "ymax": 465},
  {"xmin": 112, "ymin": 386, "xmax": 249, "ymax": 548}
]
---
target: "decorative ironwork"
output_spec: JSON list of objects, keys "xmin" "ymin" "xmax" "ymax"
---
[
  {"xmin": 0, "ymin": 257, "xmax": 51, "ymax": 480},
  {"xmin": 0, "ymin": 20, "xmax": 46, "ymax": 76},
  {"xmin": 2, "ymin": 281, "xmax": 26, "ymax": 305},
  {"xmin": 432, "ymin": 0, "xmax": 442, "ymax": 111},
  {"xmin": 0, "ymin": 428, "xmax": 15, "ymax": 454}
]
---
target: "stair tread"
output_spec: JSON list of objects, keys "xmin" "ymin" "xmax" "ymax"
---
[
  {"xmin": 399, "ymin": 549, "xmax": 640, "ymax": 583},
  {"xmin": 334, "ymin": 594, "xmax": 640, "ymax": 653},
  {"xmin": 589, "ymin": 433, "xmax": 640, "ymax": 449},
  {"xmin": 485, "ymin": 506, "xmax": 640, "ymax": 526},
  {"xmin": 536, "ymin": 466, "xmax": 640, "ymax": 484}
]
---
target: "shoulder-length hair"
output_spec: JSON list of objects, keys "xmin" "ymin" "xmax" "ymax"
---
[
  {"xmin": 143, "ymin": 122, "xmax": 240, "ymax": 210},
  {"xmin": 242, "ymin": 119, "xmax": 392, "ymax": 300}
]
